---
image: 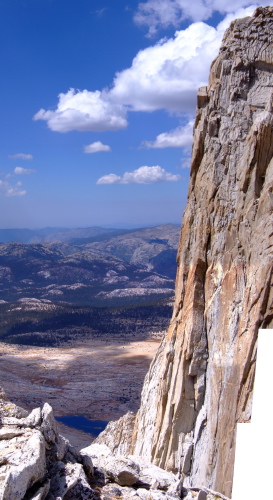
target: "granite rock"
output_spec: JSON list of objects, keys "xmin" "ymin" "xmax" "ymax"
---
[
  {"xmin": 106, "ymin": 7, "xmax": 273, "ymax": 498},
  {"xmin": 0, "ymin": 430, "xmax": 46, "ymax": 500},
  {"xmin": 0, "ymin": 388, "xmax": 96, "ymax": 500},
  {"xmin": 94, "ymin": 411, "xmax": 136, "ymax": 456},
  {"xmin": 0, "ymin": 389, "xmax": 183, "ymax": 500}
]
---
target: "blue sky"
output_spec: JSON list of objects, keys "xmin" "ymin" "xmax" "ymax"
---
[{"xmin": 0, "ymin": 0, "xmax": 270, "ymax": 229}]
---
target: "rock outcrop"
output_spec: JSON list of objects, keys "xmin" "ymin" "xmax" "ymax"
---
[
  {"xmin": 94, "ymin": 411, "xmax": 136, "ymax": 456},
  {"xmin": 0, "ymin": 390, "xmax": 96, "ymax": 500},
  {"xmin": 0, "ymin": 389, "xmax": 187, "ymax": 499},
  {"xmin": 106, "ymin": 7, "xmax": 273, "ymax": 498}
]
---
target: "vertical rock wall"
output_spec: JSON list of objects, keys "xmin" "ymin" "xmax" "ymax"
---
[{"xmin": 131, "ymin": 7, "xmax": 273, "ymax": 497}]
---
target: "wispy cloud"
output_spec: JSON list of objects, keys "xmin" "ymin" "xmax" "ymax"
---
[
  {"xmin": 134, "ymin": 1, "xmax": 268, "ymax": 36},
  {"xmin": 141, "ymin": 121, "xmax": 194, "ymax": 149},
  {"xmin": 97, "ymin": 165, "xmax": 181, "ymax": 184},
  {"xmin": 14, "ymin": 167, "xmax": 36, "ymax": 175},
  {"xmin": 0, "ymin": 180, "xmax": 26, "ymax": 197},
  {"xmin": 1, "ymin": 164, "xmax": 36, "ymax": 195},
  {"xmin": 95, "ymin": 7, "xmax": 108, "ymax": 17},
  {"xmin": 180, "ymin": 158, "xmax": 191, "ymax": 169},
  {"xmin": 84, "ymin": 141, "xmax": 111, "ymax": 153},
  {"xmin": 9, "ymin": 153, "xmax": 33, "ymax": 160}
]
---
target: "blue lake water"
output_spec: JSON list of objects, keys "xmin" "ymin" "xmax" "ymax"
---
[{"xmin": 56, "ymin": 415, "xmax": 108, "ymax": 437}]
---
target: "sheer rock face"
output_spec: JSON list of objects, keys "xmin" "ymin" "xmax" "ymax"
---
[{"xmin": 130, "ymin": 7, "xmax": 273, "ymax": 497}]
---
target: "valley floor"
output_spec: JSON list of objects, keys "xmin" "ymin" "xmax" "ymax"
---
[{"xmin": 0, "ymin": 333, "xmax": 161, "ymax": 447}]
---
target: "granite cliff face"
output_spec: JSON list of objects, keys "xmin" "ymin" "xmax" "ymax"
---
[{"xmin": 126, "ymin": 7, "xmax": 273, "ymax": 497}]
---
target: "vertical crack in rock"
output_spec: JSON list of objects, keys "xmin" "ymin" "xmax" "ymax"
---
[{"xmin": 127, "ymin": 7, "xmax": 273, "ymax": 498}]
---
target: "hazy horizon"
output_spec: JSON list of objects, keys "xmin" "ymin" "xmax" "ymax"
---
[{"xmin": 0, "ymin": 221, "xmax": 181, "ymax": 231}]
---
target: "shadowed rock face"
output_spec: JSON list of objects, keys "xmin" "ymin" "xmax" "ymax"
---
[{"xmin": 129, "ymin": 7, "xmax": 273, "ymax": 497}]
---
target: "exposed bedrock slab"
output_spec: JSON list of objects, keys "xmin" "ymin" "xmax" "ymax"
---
[
  {"xmin": 0, "ymin": 430, "xmax": 46, "ymax": 500},
  {"xmin": 0, "ymin": 389, "xmax": 185, "ymax": 500},
  {"xmin": 0, "ymin": 391, "xmax": 96, "ymax": 500},
  {"xmin": 94, "ymin": 411, "xmax": 136, "ymax": 456},
  {"xmin": 108, "ymin": 7, "xmax": 273, "ymax": 498}
]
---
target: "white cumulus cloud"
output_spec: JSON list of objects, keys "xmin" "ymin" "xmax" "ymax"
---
[
  {"xmin": 0, "ymin": 180, "xmax": 26, "ymax": 197},
  {"xmin": 9, "ymin": 153, "xmax": 33, "ymax": 160},
  {"xmin": 84, "ymin": 141, "xmax": 111, "ymax": 153},
  {"xmin": 33, "ymin": 6, "xmax": 260, "ymax": 132},
  {"xmin": 97, "ymin": 165, "xmax": 181, "ymax": 184},
  {"xmin": 141, "ymin": 120, "xmax": 194, "ymax": 149},
  {"xmin": 14, "ymin": 167, "xmax": 36, "ymax": 175},
  {"xmin": 110, "ymin": 22, "xmax": 221, "ymax": 113},
  {"xmin": 33, "ymin": 88, "xmax": 128, "ymax": 132},
  {"xmin": 134, "ymin": 1, "xmax": 272, "ymax": 35}
]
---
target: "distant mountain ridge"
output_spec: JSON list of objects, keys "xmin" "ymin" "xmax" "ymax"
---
[
  {"xmin": 0, "ymin": 224, "xmax": 180, "ymax": 307},
  {"xmin": 0, "ymin": 223, "xmax": 179, "ymax": 347},
  {"xmin": 0, "ymin": 224, "xmax": 179, "ymax": 245}
]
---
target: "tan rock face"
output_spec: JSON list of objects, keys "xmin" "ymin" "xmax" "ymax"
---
[
  {"xmin": 131, "ymin": 7, "xmax": 273, "ymax": 498},
  {"xmin": 94, "ymin": 411, "xmax": 136, "ymax": 456}
]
